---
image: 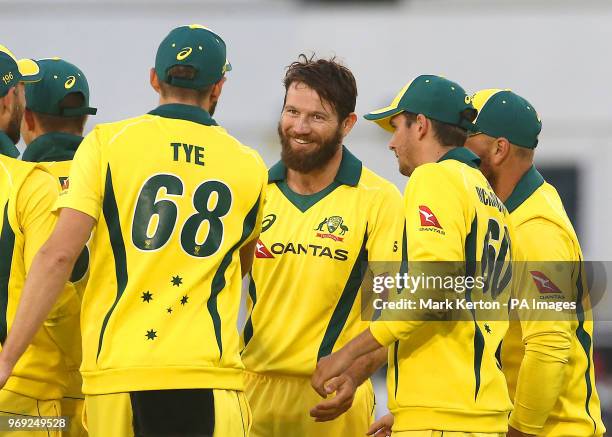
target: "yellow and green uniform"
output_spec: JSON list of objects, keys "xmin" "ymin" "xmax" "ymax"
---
[
  {"xmin": 0, "ymin": 153, "xmax": 80, "ymax": 406},
  {"xmin": 56, "ymin": 104, "xmax": 267, "ymax": 396},
  {"xmin": 22, "ymin": 131, "xmax": 88, "ymax": 437},
  {"xmin": 241, "ymin": 146, "xmax": 403, "ymax": 436},
  {"xmin": 501, "ymin": 166, "xmax": 605, "ymax": 436},
  {"xmin": 369, "ymin": 148, "xmax": 516, "ymax": 434}
]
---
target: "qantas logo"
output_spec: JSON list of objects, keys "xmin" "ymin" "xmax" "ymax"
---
[
  {"xmin": 530, "ymin": 271, "xmax": 562, "ymax": 294},
  {"xmin": 418, "ymin": 205, "xmax": 443, "ymax": 229},
  {"xmin": 255, "ymin": 239, "xmax": 274, "ymax": 259}
]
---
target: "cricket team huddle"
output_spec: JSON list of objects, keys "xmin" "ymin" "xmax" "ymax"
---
[{"xmin": 0, "ymin": 23, "xmax": 606, "ymax": 437}]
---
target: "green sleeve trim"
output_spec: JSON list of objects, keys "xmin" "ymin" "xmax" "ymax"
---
[
  {"xmin": 464, "ymin": 215, "xmax": 484, "ymax": 400},
  {"xmin": 393, "ymin": 340, "xmax": 400, "ymax": 399},
  {"xmin": 209, "ymin": 193, "xmax": 262, "ymax": 358},
  {"xmin": 97, "ymin": 165, "xmax": 129, "ymax": 360},
  {"xmin": 0, "ymin": 202, "xmax": 15, "ymax": 344},
  {"xmin": 574, "ymin": 260, "xmax": 598, "ymax": 434},
  {"xmin": 242, "ymin": 275, "xmax": 257, "ymax": 349}
]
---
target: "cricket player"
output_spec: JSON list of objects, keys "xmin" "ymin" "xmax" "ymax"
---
[
  {"xmin": 0, "ymin": 45, "xmax": 78, "ymax": 436},
  {"xmin": 0, "ymin": 25, "xmax": 266, "ymax": 437},
  {"xmin": 240, "ymin": 55, "xmax": 403, "ymax": 436},
  {"xmin": 466, "ymin": 89, "xmax": 605, "ymax": 437},
  {"xmin": 312, "ymin": 75, "xmax": 519, "ymax": 436},
  {"xmin": 19, "ymin": 57, "xmax": 98, "ymax": 437}
]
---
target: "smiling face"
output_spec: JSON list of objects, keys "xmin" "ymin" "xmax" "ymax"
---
[{"xmin": 278, "ymin": 81, "xmax": 344, "ymax": 173}]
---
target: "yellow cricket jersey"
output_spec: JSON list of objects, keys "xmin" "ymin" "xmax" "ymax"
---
[
  {"xmin": 501, "ymin": 166, "xmax": 605, "ymax": 436},
  {"xmin": 0, "ymin": 153, "xmax": 80, "ymax": 400},
  {"xmin": 241, "ymin": 146, "xmax": 403, "ymax": 376},
  {"xmin": 55, "ymin": 104, "xmax": 267, "ymax": 395},
  {"xmin": 22, "ymin": 132, "xmax": 87, "ymax": 401},
  {"xmin": 369, "ymin": 148, "xmax": 516, "ymax": 433}
]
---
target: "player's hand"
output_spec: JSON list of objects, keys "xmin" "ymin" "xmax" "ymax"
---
[
  {"xmin": 366, "ymin": 413, "xmax": 393, "ymax": 437},
  {"xmin": 0, "ymin": 358, "xmax": 13, "ymax": 389},
  {"xmin": 309, "ymin": 374, "xmax": 357, "ymax": 422},
  {"xmin": 507, "ymin": 426, "xmax": 535, "ymax": 437},
  {"xmin": 311, "ymin": 349, "xmax": 353, "ymax": 397}
]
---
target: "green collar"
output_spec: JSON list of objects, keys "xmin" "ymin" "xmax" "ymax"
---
[
  {"xmin": 437, "ymin": 147, "xmax": 481, "ymax": 168},
  {"xmin": 0, "ymin": 131, "xmax": 19, "ymax": 158},
  {"xmin": 268, "ymin": 145, "xmax": 363, "ymax": 186},
  {"xmin": 22, "ymin": 132, "xmax": 83, "ymax": 162},
  {"xmin": 269, "ymin": 146, "xmax": 363, "ymax": 213},
  {"xmin": 148, "ymin": 104, "xmax": 217, "ymax": 126},
  {"xmin": 505, "ymin": 165, "xmax": 545, "ymax": 213}
]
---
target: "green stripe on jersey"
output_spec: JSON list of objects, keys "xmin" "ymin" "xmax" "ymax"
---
[
  {"xmin": 0, "ymin": 202, "xmax": 15, "ymax": 344},
  {"xmin": 209, "ymin": 194, "xmax": 261, "ymax": 358},
  {"xmin": 97, "ymin": 166, "xmax": 129, "ymax": 360},
  {"xmin": 317, "ymin": 228, "xmax": 368, "ymax": 360}
]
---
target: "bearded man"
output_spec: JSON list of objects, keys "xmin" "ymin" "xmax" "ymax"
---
[{"xmin": 240, "ymin": 54, "xmax": 404, "ymax": 437}]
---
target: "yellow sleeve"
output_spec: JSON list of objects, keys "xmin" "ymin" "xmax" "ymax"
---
[
  {"xmin": 366, "ymin": 183, "xmax": 404, "ymax": 266},
  {"xmin": 17, "ymin": 168, "xmax": 60, "ymax": 270},
  {"xmin": 54, "ymin": 127, "xmax": 103, "ymax": 220},
  {"xmin": 370, "ymin": 165, "xmax": 467, "ymax": 344},
  {"xmin": 17, "ymin": 168, "xmax": 78, "ymax": 316},
  {"xmin": 509, "ymin": 218, "xmax": 573, "ymax": 435}
]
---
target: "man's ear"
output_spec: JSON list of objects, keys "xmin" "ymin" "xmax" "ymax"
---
[
  {"xmin": 415, "ymin": 113, "xmax": 429, "ymax": 140},
  {"xmin": 341, "ymin": 112, "xmax": 358, "ymax": 137},
  {"xmin": 210, "ymin": 76, "xmax": 227, "ymax": 101},
  {"xmin": 492, "ymin": 137, "xmax": 511, "ymax": 165},
  {"xmin": 23, "ymin": 108, "xmax": 36, "ymax": 132},
  {"xmin": 0, "ymin": 88, "xmax": 14, "ymax": 117},
  {"xmin": 150, "ymin": 68, "xmax": 161, "ymax": 93}
]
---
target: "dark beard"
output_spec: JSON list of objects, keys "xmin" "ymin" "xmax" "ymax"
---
[
  {"xmin": 278, "ymin": 122, "xmax": 343, "ymax": 173},
  {"xmin": 6, "ymin": 100, "xmax": 22, "ymax": 144}
]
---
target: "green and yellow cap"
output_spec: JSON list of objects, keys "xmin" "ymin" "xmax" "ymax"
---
[
  {"xmin": 364, "ymin": 74, "xmax": 477, "ymax": 132},
  {"xmin": 25, "ymin": 58, "xmax": 97, "ymax": 117},
  {"xmin": 0, "ymin": 44, "xmax": 41, "ymax": 97},
  {"xmin": 155, "ymin": 24, "xmax": 232, "ymax": 90},
  {"xmin": 471, "ymin": 89, "xmax": 541, "ymax": 149}
]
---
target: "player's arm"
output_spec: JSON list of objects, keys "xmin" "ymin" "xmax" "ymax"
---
[
  {"xmin": 311, "ymin": 184, "xmax": 400, "ymax": 420},
  {"xmin": 369, "ymin": 165, "xmax": 466, "ymax": 343},
  {"xmin": 0, "ymin": 208, "xmax": 94, "ymax": 386},
  {"xmin": 312, "ymin": 328, "xmax": 383, "ymax": 397},
  {"xmin": 240, "ymin": 239, "xmax": 257, "ymax": 277},
  {"xmin": 508, "ymin": 219, "xmax": 573, "ymax": 436},
  {"xmin": 0, "ymin": 127, "xmax": 103, "ymax": 387},
  {"xmin": 312, "ymin": 165, "xmax": 465, "ymax": 396}
]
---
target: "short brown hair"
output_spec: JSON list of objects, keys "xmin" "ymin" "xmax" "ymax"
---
[
  {"xmin": 33, "ymin": 93, "xmax": 87, "ymax": 134},
  {"xmin": 158, "ymin": 65, "xmax": 213, "ymax": 101},
  {"xmin": 283, "ymin": 54, "xmax": 357, "ymax": 121},
  {"xmin": 403, "ymin": 109, "xmax": 476, "ymax": 148}
]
